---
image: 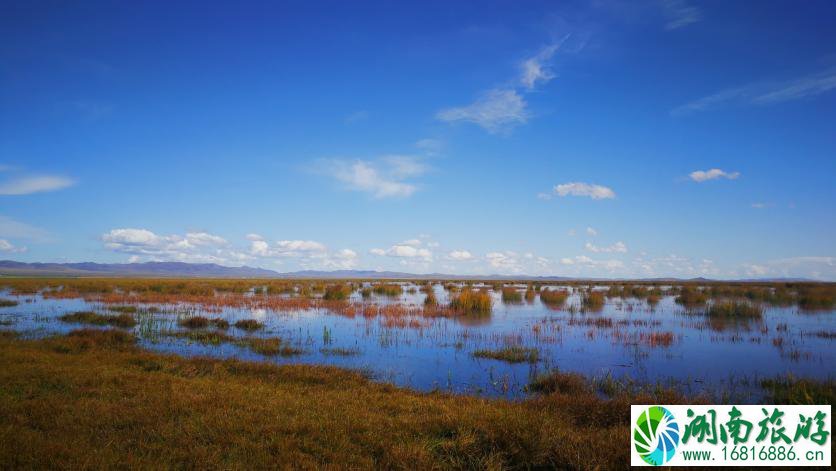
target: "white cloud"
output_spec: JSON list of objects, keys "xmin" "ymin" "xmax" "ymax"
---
[
  {"xmin": 550, "ymin": 182, "xmax": 616, "ymax": 200},
  {"xmin": 660, "ymin": 0, "xmax": 702, "ymax": 30},
  {"xmin": 447, "ymin": 250, "xmax": 474, "ymax": 261},
  {"xmin": 322, "ymin": 157, "xmax": 426, "ymax": 198},
  {"xmin": 586, "ymin": 227, "xmax": 598, "ymax": 236},
  {"xmin": 689, "ymin": 168, "xmax": 740, "ymax": 182},
  {"xmin": 370, "ymin": 244, "xmax": 432, "ymax": 261},
  {"xmin": 436, "ymin": 89, "xmax": 529, "ymax": 134},
  {"xmin": 673, "ymin": 68, "xmax": 836, "ymax": 115},
  {"xmin": 486, "ymin": 251, "xmax": 522, "ymax": 272},
  {"xmin": 559, "ymin": 255, "xmax": 624, "ymax": 271},
  {"xmin": 0, "ymin": 175, "xmax": 75, "ymax": 195},
  {"xmin": 519, "ymin": 39, "xmax": 567, "ymax": 89},
  {"xmin": 752, "ymin": 256, "xmax": 835, "ymax": 280},
  {"xmin": 400, "ymin": 239, "xmax": 422, "ymax": 247},
  {"xmin": 0, "ymin": 239, "xmax": 26, "ymax": 253},
  {"xmin": 319, "ymin": 249, "xmax": 358, "ymax": 270},
  {"xmin": 102, "ymin": 228, "xmax": 242, "ymax": 264},
  {"xmin": 585, "ymin": 241, "xmax": 628, "ymax": 253},
  {"xmin": 244, "ymin": 234, "xmax": 358, "ymax": 270},
  {"xmin": 248, "ymin": 238, "xmax": 327, "ymax": 258}
]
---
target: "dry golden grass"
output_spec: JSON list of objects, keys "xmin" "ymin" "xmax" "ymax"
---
[{"xmin": 0, "ymin": 330, "xmax": 636, "ymax": 469}]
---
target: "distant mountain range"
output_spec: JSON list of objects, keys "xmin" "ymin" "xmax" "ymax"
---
[{"xmin": 0, "ymin": 260, "xmax": 821, "ymax": 282}]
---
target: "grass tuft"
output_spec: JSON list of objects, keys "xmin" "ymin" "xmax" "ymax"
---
[
  {"xmin": 707, "ymin": 301, "xmax": 763, "ymax": 318},
  {"xmin": 501, "ymin": 287, "xmax": 522, "ymax": 303},
  {"xmin": 528, "ymin": 370, "xmax": 590, "ymax": 395},
  {"xmin": 539, "ymin": 289, "xmax": 569, "ymax": 308},
  {"xmin": 473, "ymin": 346, "xmax": 538, "ymax": 363},
  {"xmin": 59, "ymin": 311, "xmax": 136, "ymax": 328},
  {"xmin": 0, "ymin": 298, "xmax": 19, "ymax": 308},
  {"xmin": 449, "ymin": 289, "xmax": 492, "ymax": 314},
  {"xmin": 234, "ymin": 319, "xmax": 264, "ymax": 331}
]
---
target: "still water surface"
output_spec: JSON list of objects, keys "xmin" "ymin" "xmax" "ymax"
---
[{"xmin": 1, "ymin": 284, "xmax": 833, "ymax": 400}]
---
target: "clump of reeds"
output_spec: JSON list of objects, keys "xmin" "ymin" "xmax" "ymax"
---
[
  {"xmin": 675, "ymin": 286, "xmax": 707, "ymax": 307},
  {"xmin": 797, "ymin": 286, "xmax": 834, "ymax": 310},
  {"xmin": 59, "ymin": 311, "xmax": 136, "ymax": 328},
  {"xmin": 178, "ymin": 316, "xmax": 229, "ymax": 329},
  {"xmin": 424, "ymin": 289, "xmax": 438, "ymax": 307},
  {"xmin": 761, "ymin": 375, "xmax": 835, "ymax": 405},
  {"xmin": 372, "ymin": 283, "xmax": 403, "ymax": 297},
  {"xmin": 501, "ymin": 287, "xmax": 523, "ymax": 303},
  {"xmin": 707, "ymin": 301, "xmax": 763, "ymax": 319},
  {"xmin": 360, "ymin": 287, "xmax": 372, "ymax": 299},
  {"xmin": 234, "ymin": 319, "xmax": 264, "ymax": 331},
  {"xmin": 473, "ymin": 346, "xmax": 538, "ymax": 363},
  {"xmin": 166, "ymin": 330, "xmax": 234, "ymax": 345},
  {"xmin": 210, "ymin": 318, "xmax": 229, "ymax": 329},
  {"xmin": 179, "ymin": 316, "xmax": 210, "ymax": 329},
  {"xmin": 323, "ymin": 284, "xmax": 352, "ymax": 301},
  {"xmin": 528, "ymin": 370, "xmax": 589, "ymax": 395},
  {"xmin": 0, "ymin": 298, "xmax": 19, "ymax": 307},
  {"xmin": 246, "ymin": 337, "xmax": 302, "ymax": 356},
  {"xmin": 319, "ymin": 347, "xmax": 361, "ymax": 356},
  {"xmin": 524, "ymin": 287, "xmax": 536, "ymax": 302},
  {"xmin": 108, "ymin": 305, "xmax": 138, "ymax": 314},
  {"xmin": 581, "ymin": 291, "xmax": 605, "ymax": 311},
  {"xmin": 539, "ymin": 289, "xmax": 569, "ymax": 308},
  {"xmin": 449, "ymin": 289, "xmax": 492, "ymax": 314}
]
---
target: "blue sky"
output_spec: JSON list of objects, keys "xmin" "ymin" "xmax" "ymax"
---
[{"xmin": 1, "ymin": 0, "xmax": 835, "ymax": 279}]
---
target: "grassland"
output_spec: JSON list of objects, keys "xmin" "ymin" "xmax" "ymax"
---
[
  {"xmin": 0, "ymin": 330, "xmax": 637, "ymax": 469},
  {"xmin": 0, "ymin": 329, "xmax": 830, "ymax": 469}
]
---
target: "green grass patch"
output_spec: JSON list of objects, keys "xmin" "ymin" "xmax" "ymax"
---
[
  {"xmin": 473, "ymin": 346, "xmax": 538, "ymax": 364},
  {"xmin": 0, "ymin": 298, "xmax": 19, "ymax": 308},
  {"xmin": 234, "ymin": 319, "xmax": 264, "ymax": 331},
  {"xmin": 59, "ymin": 311, "xmax": 136, "ymax": 328}
]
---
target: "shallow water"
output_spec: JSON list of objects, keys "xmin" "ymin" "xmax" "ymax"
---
[{"xmin": 1, "ymin": 285, "xmax": 834, "ymax": 400}]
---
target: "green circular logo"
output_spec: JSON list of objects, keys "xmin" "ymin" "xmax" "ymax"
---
[{"xmin": 633, "ymin": 406, "xmax": 680, "ymax": 466}]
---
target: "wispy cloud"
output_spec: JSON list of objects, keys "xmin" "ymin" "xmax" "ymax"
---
[
  {"xmin": 585, "ymin": 241, "xmax": 628, "ymax": 253},
  {"xmin": 0, "ymin": 215, "xmax": 49, "ymax": 241},
  {"xmin": 414, "ymin": 138, "xmax": 444, "ymax": 156},
  {"xmin": 0, "ymin": 239, "xmax": 27, "ymax": 253},
  {"xmin": 319, "ymin": 156, "xmax": 427, "ymax": 198},
  {"xmin": 447, "ymin": 250, "xmax": 474, "ymax": 261},
  {"xmin": 519, "ymin": 38, "xmax": 567, "ymax": 89},
  {"xmin": 743, "ymin": 256, "xmax": 835, "ymax": 280},
  {"xmin": 0, "ymin": 175, "xmax": 75, "ymax": 195},
  {"xmin": 344, "ymin": 110, "xmax": 369, "ymax": 124},
  {"xmin": 689, "ymin": 168, "xmax": 740, "ymax": 182},
  {"xmin": 559, "ymin": 255, "xmax": 624, "ymax": 272},
  {"xmin": 660, "ymin": 0, "xmax": 702, "ymax": 30},
  {"xmin": 673, "ymin": 68, "xmax": 836, "ymax": 115},
  {"xmin": 543, "ymin": 182, "xmax": 616, "ymax": 200},
  {"xmin": 436, "ymin": 89, "xmax": 529, "ymax": 134}
]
